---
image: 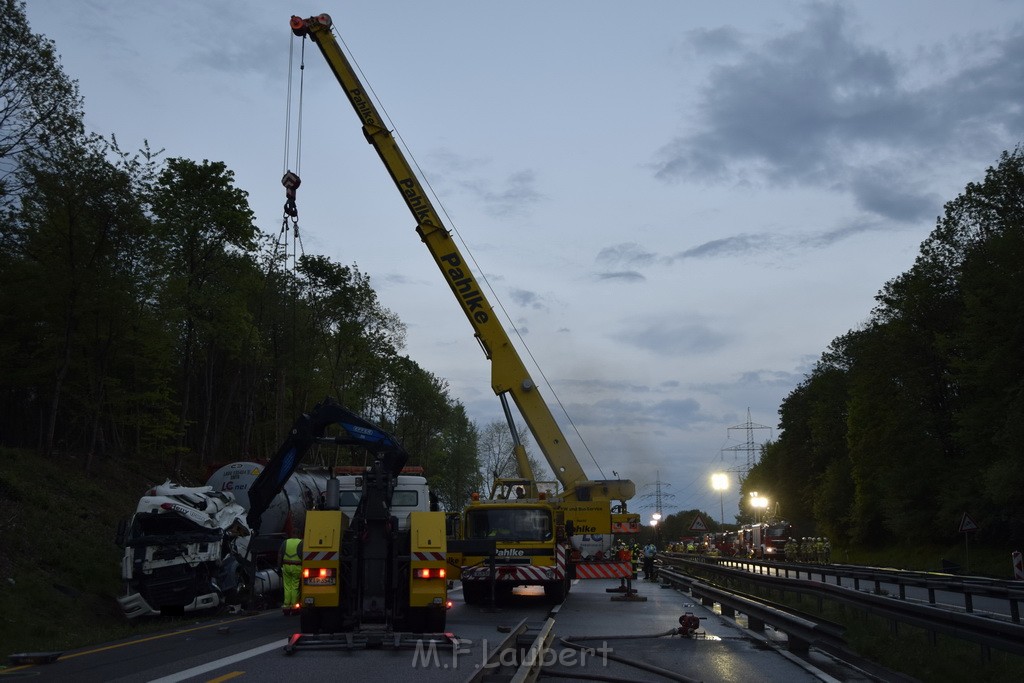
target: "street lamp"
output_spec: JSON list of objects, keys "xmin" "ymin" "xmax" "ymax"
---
[
  {"xmin": 750, "ymin": 493, "xmax": 769, "ymax": 523},
  {"xmin": 711, "ymin": 473, "xmax": 728, "ymax": 526}
]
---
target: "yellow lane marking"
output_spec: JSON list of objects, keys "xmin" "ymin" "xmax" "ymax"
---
[{"xmin": 0, "ymin": 613, "xmax": 266, "ymax": 674}]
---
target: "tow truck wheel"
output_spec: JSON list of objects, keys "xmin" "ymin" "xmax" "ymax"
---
[
  {"xmin": 299, "ymin": 605, "xmax": 321, "ymax": 634},
  {"xmin": 424, "ymin": 606, "xmax": 446, "ymax": 633},
  {"xmin": 407, "ymin": 606, "xmax": 446, "ymax": 633}
]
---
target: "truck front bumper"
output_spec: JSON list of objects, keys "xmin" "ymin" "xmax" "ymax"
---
[{"xmin": 117, "ymin": 590, "xmax": 221, "ymax": 619}]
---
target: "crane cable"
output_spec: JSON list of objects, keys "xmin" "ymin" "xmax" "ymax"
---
[
  {"xmin": 332, "ymin": 27, "xmax": 607, "ymax": 480},
  {"xmin": 279, "ymin": 30, "xmax": 306, "ymax": 270}
]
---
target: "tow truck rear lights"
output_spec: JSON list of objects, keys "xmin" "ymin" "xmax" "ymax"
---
[
  {"xmin": 303, "ymin": 567, "xmax": 336, "ymax": 585},
  {"xmin": 302, "ymin": 567, "xmax": 333, "ymax": 579},
  {"xmin": 415, "ymin": 568, "xmax": 445, "ymax": 579}
]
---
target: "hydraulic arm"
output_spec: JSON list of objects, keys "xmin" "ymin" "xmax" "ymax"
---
[
  {"xmin": 246, "ymin": 396, "xmax": 405, "ymax": 533},
  {"xmin": 290, "ymin": 14, "xmax": 634, "ymax": 506}
]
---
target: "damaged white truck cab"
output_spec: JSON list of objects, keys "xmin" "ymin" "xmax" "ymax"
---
[{"xmin": 116, "ymin": 480, "xmax": 263, "ymax": 619}]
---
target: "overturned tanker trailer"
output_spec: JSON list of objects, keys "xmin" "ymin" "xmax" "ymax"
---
[{"xmin": 116, "ymin": 462, "xmax": 332, "ymax": 619}]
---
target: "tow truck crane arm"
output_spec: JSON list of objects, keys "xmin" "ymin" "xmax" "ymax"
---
[
  {"xmin": 289, "ymin": 13, "xmax": 634, "ymax": 506},
  {"xmin": 245, "ymin": 396, "xmax": 407, "ymax": 533}
]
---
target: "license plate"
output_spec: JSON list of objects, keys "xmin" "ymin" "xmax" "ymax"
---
[{"xmin": 304, "ymin": 577, "xmax": 337, "ymax": 586}]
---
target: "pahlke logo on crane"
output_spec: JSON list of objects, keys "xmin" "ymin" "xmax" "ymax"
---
[
  {"xmin": 348, "ymin": 88, "xmax": 378, "ymax": 128},
  {"xmin": 399, "ymin": 178, "xmax": 434, "ymax": 227},
  {"xmin": 439, "ymin": 252, "xmax": 489, "ymax": 324}
]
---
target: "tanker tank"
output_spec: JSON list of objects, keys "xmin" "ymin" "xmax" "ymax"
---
[{"xmin": 205, "ymin": 461, "xmax": 333, "ymax": 561}]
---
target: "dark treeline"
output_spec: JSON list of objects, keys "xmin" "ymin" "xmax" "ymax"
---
[
  {"xmin": 0, "ymin": 1, "xmax": 482, "ymax": 510},
  {"xmin": 742, "ymin": 148, "xmax": 1024, "ymax": 547}
]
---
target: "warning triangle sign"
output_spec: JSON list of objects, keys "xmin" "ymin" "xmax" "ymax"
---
[
  {"xmin": 689, "ymin": 514, "xmax": 708, "ymax": 532},
  {"xmin": 958, "ymin": 512, "xmax": 978, "ymax": 533}
]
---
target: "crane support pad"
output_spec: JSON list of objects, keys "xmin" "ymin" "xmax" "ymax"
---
[{"xmin": 283, "ymin": 630, "xmax": 461, "ymax": 653}]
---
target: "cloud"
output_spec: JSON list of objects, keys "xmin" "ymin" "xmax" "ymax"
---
[
  {"xmin": 650, "ymin": 2, "xmax": 1024, "ymax": 223},
  {"xmin": 509, "ymin": 287, "xmax": 547, "ymax": 310},
  {"xmin": 847, "ymin": 167, "xmax": 939, "ymax": 222},
  {"xmin": 615, "ymin": 318, "xmax": 731, "ymax": 355},
  {"xmin": 422, "ymin": 151, "xmax": 545, "ymax": 218},
  {"xmin": 459, "ymin": 169, "xmax": 545, "ymax": 218},
  {"xmin": 566, "ymin": 397, "xmax": 707, "ymax": 430},
  {"xmin": 682, "ymin": 26, "xmax": 746, "ymax": 57},
  {"xmin": 595, "ymin": 271, "xmax": 646, "ymax": 282},
  {"xmin": 596, "ymin": 242, "xmax": 659, "ymax": 267},
  {"xmin": 673, "ymin": 233, "xmax": 776, "ymax": 259}
]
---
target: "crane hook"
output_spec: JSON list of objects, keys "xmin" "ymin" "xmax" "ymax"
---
[{"xmin": 282, "ymin": 171, "xmax": 301, "ymax": 218}]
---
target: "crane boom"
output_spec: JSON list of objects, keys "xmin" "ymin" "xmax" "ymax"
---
[{"xmin": 290, "ymin": 14, "xmax": 634, "ymax": 506}]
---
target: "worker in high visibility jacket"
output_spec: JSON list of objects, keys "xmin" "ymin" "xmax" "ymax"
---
[{"xmin": 278, "ymin": 535, "xmax": 303, "ymax": 613}]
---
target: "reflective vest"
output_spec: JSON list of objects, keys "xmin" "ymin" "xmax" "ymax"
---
[{"xmin": 283, "ymin": 537, "xmax": 302, "ymax": 565}]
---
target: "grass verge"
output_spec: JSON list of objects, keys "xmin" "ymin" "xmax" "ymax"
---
[{"xmin": 0, "ymin": 446, "xmax": 207, "ymax": 661}]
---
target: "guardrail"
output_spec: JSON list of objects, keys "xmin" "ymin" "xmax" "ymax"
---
[
  {"xmin": 658, "ymin": 567, "xmax": 846, "ymax": 654},
  {"xmin": 685, "ymin": 553, "xmax": 1024, "ymax": 623},
  {"xmin": 662, "ymin": 555, "xmax": 1024, "ymax": 658}
]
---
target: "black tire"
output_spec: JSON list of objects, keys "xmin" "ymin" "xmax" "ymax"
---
[
  {"xmin": 407, "ymin": 606, "xmax": 447, "ymax": 633},
  {"xmin": 462, "ymin": 580, "xmax": 485, "ymax": 605},
  {"xmin": 494, "ymin": 583, "xmax": 514, "ymax": 602},
  {"xmin": 231, "ymin": 566, "xmax": 253, "ymax": 609},
  {"xmin": 299, "ymin": 605, "xmax": 322, "ymax": 634},
  {"xmin": 543, "ymin": 578, "xmax": 566, "ymax": 603},
  {"xmin": 424, "ymin": 605, "xmax": 446, "ymax": 633}
]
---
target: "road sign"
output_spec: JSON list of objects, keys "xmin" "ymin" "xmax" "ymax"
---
[
  {"xmin": 689, "ymin": 514, "xmax": 708, "ymax": 532},
  {"xmin": 958, "ymin": 513, "xmax": 978, "ymax": 533}
]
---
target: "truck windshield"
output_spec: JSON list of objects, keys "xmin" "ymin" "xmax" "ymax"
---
[
  {"xmin": 465, "ymin": 508, "xmax": 552, "ymax": 542},
  {"xmin": 129, "ymin": 513, "xmax": 220, "ymax": 542}
]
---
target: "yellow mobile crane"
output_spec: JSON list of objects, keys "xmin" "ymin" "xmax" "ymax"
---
[{"xmin": 289, "ymin": 14, "xmax": 639, "ymax": 602}]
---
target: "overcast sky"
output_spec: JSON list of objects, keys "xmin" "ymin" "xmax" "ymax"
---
[{"xmin": 26, "ymin": 1, "xmax": 1022, "ymax": 524}]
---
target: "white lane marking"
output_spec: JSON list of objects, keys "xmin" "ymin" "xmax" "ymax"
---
[{"xmin": 147, "ymin": 638, "xmax": 288, "ymax": 683}]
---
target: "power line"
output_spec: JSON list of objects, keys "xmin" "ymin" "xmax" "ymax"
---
[{"xmin": 721, "ymin": 407, "xmax": 772, "ymax": 483}]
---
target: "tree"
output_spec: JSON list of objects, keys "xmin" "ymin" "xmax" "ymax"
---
[
  {"xmin": 429, "ymin": 405, "xmax": 482, "ymax": 511},
  {"xmin": 295, "ymin": 254, "xmax": 404, "ymax": 416},
  {"xmin": 0, "ymin": 0, "xmax": 84, "ymax": 209},
  {"xmin": 939, "ymin": 149, "xmax": 1024, "ymax": 543},
  {"xmin": 0, "ymin": 135, "xmax": 171, "ymax": 465},
  {"xmin": 749, "ymin": 148, "xmax": 1024, "ymax": 547},
  {"xmin": 148, "ymin": 158, "xmax": 258, "ymax": 470},
  {"xmin": 476, "ymin": 420, "xmax": 544, "ymax": 496}
]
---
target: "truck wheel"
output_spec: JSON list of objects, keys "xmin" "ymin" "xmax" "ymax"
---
[
  {"xmin": 424, "ymin": 605, "xmax": 446, "ymax": 633},
  {"xmin": 462, "ymin": 581, "xmax": 485, "ymax": 605},
  {"xmin": 407, "ymin": 606, "xmax": 447, "ymax": 633},
  {"xmin": 231, "ymin": 567, "xmax": 252, "ymax": 609},
  {"xmin": 494, "ymin": 583, "xmax": 514, "ymax": 602},
  {"xmin": 543, "ymin": 578, "xmax": 566, "ymax": 603},
  {"xmin": 299, "ymin": 605, "xmax": 321, "ymax": 634}
]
